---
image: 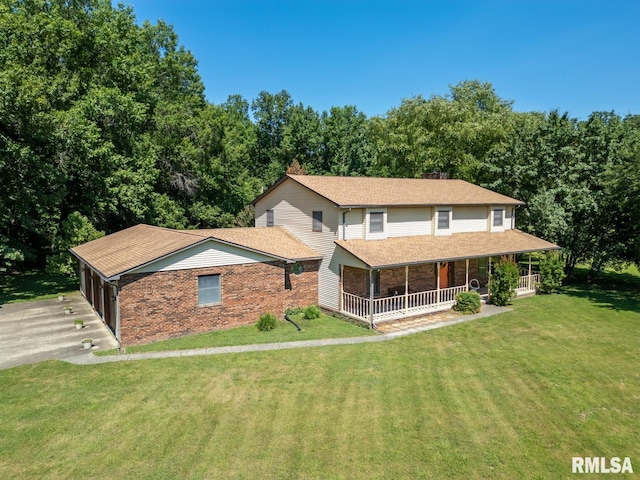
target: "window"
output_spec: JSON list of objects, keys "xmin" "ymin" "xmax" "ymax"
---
[
  {"xmin": 198, "ymin": 275, "xmax": 220, "ymax": 305},
  {"xmin": 366, "ymin": 270, "xmax": 381, "ymax": 296},
  {"xmin": 312, "ymin": 211, "xmax": 323, "ymax": 232},
  {"xmin": 369, "ymin": 212, "xmax": 384, "ymax": 233},
  {"xmin": 266, "ymin": 209, "xmax": 274, "ymax": 227},
  {"xmin": 493, "ymin": 209, "xmax": 504, "ymax": 227},
  {"xmin": 437, "ymin": 210, "xmax": 450, "ymax": 230}
]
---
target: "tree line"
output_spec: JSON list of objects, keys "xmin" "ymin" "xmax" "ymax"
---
[{"xmin": 1, "ymin": 0, "xmax": 638, "ymax": 278}]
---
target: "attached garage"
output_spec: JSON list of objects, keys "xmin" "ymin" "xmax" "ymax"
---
[{"xmin": 71, "ymin": 224, "xmax": 321, "ymax": 347}]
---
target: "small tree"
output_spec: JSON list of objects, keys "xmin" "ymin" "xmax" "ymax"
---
[
  {"xmin": 489, "ymin": 260, "xmax": 519, "ymax": 306},
  {"xmin": 46, "ymin": 212, "xmax": 105, "ymax": 275},
  {"xmin": 539, "ymin": 252, "xmax": 565, "ymax": 293}
]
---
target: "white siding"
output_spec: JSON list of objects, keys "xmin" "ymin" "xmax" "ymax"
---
[
  {"xmin": 133, "ymin": 240, "xmax": 273, "ymax": 273},
  {"xmin": 505, "ymin": 206, "xmax": 515, "ymax": 230},
  {"xmin": 387, "ymin": 207, "xmax": 431, "ymax": 237},
  {"xmin": 452, "ymin": 206, "xmax": 489, "ymax": 233},
  {"xmin": 342, "ymin": 209, "xmax": 364, "ymax": 240},
  {"xmin": 255, "ymin": 180, "xmax": 340, "ymax": 310}
]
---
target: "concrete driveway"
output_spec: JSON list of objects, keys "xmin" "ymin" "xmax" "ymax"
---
[{"xmin": 0, "ymin": 293, "xmax": 118, "ymax": 370}]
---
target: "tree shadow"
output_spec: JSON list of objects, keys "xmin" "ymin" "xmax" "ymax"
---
[
  {"xmin": 562, "ymin": 267, "xmax": 640, "ymax": 314},
  {"xmin": 0, "ymin": 270, "xmax": 78, "ymax": 305}
]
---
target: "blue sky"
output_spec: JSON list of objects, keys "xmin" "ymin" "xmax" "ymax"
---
[{"xmin": 127, "ymin": 0, "xmax": 640, "ymax": 119}]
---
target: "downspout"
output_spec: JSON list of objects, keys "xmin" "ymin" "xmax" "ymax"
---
[
  {"xmin": 112, "ymin": 281, "xmax": 122, "ymax": 353},
  {"xmin": 342, "ymin": 208, "xmax": 352, "ymax": 240}
]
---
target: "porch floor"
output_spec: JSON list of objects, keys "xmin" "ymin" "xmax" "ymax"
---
[{"xmin": 375, "ymin": 304, "xmax": 511, "ymax": 336}]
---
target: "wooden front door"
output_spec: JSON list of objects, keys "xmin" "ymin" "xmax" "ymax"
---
[{"xmin": 439, "ymin": 262, "xmax": 449, "ymax": 288}]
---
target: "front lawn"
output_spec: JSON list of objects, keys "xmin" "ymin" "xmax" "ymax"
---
[
  {"xmin": 97, "ymin": 313, "xmax": 375, "ymax": 356},
  {"xmin": 0, "ymin": 273, "xmax": 638, "ymax": 479}
]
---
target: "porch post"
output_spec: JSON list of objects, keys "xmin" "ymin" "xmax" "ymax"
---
[
  {"xmin": 436, "ymin": 261, "xmax": 441, "ymax": 306},
  {"xmin": 339, "ymin": 264, "xmax": 344, "ymax": 312},
  {"xmin": 487, "ymin": 256, "xmax": 492, "ymax": 296},
  {"xmin": 404, "ymin": 265, "xmax": 409, "ymax": 315},
  {"xmin": 369, "ymin": 268, "xmax": 375, "ymax": 329},
  {"xmin": 465, "ymin": 259, "xmax": 469, "ymax": 292},
  {"xmin": 528, "ymin": 252, "xmax": 532, "ymax": 291}
]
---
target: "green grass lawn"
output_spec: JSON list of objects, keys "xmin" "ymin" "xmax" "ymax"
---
[
  {"xmin": 0, "ymin": 270, "xmax": 78, "ymax": 305},
  {"xmin": 96, "ymin": 313, "xmax": 375, "ymax": 356},
  {"xmin": 1, "ymin": 273, "xmax": 638, "ymax": 478}
]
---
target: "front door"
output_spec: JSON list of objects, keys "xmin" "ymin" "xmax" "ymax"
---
[{"xmin": 439, "ymin": 262, "xmax": 449, "ymax": 288}]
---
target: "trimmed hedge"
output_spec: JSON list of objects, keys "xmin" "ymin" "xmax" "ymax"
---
[
  {"xmin": 303, "ymin": 305, "xmax": 321, "ymax": 320},
  {"xmin": 489, "ymin": 260, "xmax": 519, "ymax": 306},
  {"xmin": 453, "ymin": 291, "xmax": 481, "ymax": 314}
]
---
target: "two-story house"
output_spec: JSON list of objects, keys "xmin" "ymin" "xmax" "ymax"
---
[
  {"xmin": 71, "ymin": 174, "xmax": 558, "ymax": 346},
  {"xmin": 253, "ymin": 175, "xmax": 558, "ymax": 326}
]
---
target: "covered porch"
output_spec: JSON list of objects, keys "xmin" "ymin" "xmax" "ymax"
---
[{"xmin": 334, "ymin": 230, "xmax": 557, "ymax": 327}]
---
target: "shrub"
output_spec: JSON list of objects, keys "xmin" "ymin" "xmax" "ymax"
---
[
  {"xmin": 489, "ymin": 260, "xmax": 519, "ymax": 306},
  {"xmin": 285, "ymin": 306, "xmax": 303, "ymax": 316},
  {"xmin": 453, "ymin": 291, "xmax": 481, "ymax": 314},
  {"xmin": 303, "ymin": 305, "xmax": 321, "ymax": 320},
  {"xmin": 538, "ymin": 252, "xmax": 565, "ymax": 293},
  {"xmin": 256, "ymin": 313, "xmax": 277, "ymax": 331}
]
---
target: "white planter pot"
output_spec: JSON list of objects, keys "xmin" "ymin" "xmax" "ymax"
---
[
  {"xmin": 82, "ymin": 341, "xmax": 92, "ymax": 350},
  {"xmin": 75, "ymin": 324, "xmax": 83, "ymax": 330}
]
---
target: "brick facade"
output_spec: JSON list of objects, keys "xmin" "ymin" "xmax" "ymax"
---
[
  {"xmin": 342, "ymin": 259, "xmax": 484, "ymax": 298},
  {"xmin": 118, "ymin": 260, "xmax": 318, "ymax": 346}
]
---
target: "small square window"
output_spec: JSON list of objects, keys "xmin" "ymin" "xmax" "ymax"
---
[
  {"xmin": 312, "ymin": 211, "xmax": 323, "ymax": 232},
  {"xmin": 198, "ymin": 275, "xmax": 220, "ymax": 305},
  {"xmin": 266, "ymin": 209, "xmax": 274, "ymax": 227},
  {"xmin": 437, "ymin": 210, "xmax": 450, "ymax": 230},
  {"xmin": 369, "ymin": 212, "xmax": 384, "ymax": 233},
  {"xmin": 493, "ymin": 209, "xmax": 503, "ymax": 227}
]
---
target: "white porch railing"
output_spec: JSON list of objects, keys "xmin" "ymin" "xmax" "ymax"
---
[
  {"xmin": 342, "ymin": 285, "xmax": 468, "ymax": 323},
  {"xmin": 515, "ymin": 274, "xmax": 540, "ymax": 296}
]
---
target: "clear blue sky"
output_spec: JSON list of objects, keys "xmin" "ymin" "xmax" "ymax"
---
[{"xmin": 126, "ymin": 0, "xmax": 639, "ymax": 119}]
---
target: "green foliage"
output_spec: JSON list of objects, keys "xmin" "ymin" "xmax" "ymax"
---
[
  {"xmin": 489, "ymin": 261, "xmax": 519, "ymax": 306},
  {"xmin": 46, "ymin": 212, "xmax": 104, "ymax": 275},
  {"xmin": 539, "ymin": 253, "xmax": 565, "ymax": 293},
  {"xmin": 285, "ymin": 306, "xmax": 304, "ymax": 316},
  {"xmin": 453, "ymin": 291, "xmax": 481, "ymax": 314},
  {"xmin": 256, "ymin": 313, "xmax": 277, "ymax": 331},
  {"xmin": 303, "ymin": 305, "xmax": 321, "ymax": 320}
]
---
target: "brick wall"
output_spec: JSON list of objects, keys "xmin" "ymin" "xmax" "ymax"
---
[{"xmin": 118, "ymin": 260, "xmax": 318, "ymax": 346}]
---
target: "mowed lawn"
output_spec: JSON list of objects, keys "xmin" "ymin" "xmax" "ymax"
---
[{"xmin": 1, "ymin": 275, "xmax": 638, "ymax": 478}]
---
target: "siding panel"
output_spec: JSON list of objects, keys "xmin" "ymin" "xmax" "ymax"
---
[
  {"xmin": 452, "ymin": 206, "xmax": 488, "ymax": 233},
  {"xmin": 387, "ymin": 207, "xmax": 432, "ymax": 237}
]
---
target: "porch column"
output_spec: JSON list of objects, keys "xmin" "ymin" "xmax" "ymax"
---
[
  {"xmin": 404, "ymin": 265, "xmax": 409, "ymax": 314},
  {"xmin": 528, "ymin": 252, "xmax": 532, "ymax": 290},
  {"xmin": 465, "ymin": 259, "xmax": 469, "ymax": 292},
  {"xmin": 369, "ymin": 268, "xmax": 375, "ymax": 329},
  {"xmin": 339, "ymin": 264, "xmax": 344, "ymax": 311},
  {"xmin": 436, "ymin": 261, "xmax": 441, "ymax": 306},
  {"xmin": 487, "ymin": 257, "xmax": 492, "ymax": 296}
]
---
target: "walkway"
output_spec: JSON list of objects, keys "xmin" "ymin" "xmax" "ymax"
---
[{"xmin": 64, "ymin": 304, "xmax": 510, "ymax": 366}]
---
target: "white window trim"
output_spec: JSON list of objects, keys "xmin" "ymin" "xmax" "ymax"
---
[
  {"xmin": 365, "ymin": 208, "xmax": 387, "ymax": 240},
  {"xmin": 491, "ymin": 206, "xmax": 506, "ymax": 232},
  {"xmin": 198, "ymin": 274, "xmax": 221, "ymax": 306},
  {"xmin": 435, "ymin": 207, "xmax": 452, "ymax": 236}
]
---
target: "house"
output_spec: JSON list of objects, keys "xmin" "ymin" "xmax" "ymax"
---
[
  {"xmin": 71, "ymin": 174, "xmax": 558, "ymax": 346},
  {"xmin": 71, "ymin": 224, "xmax": 321, "ymax": 346},
  {"xmin": 253, "ymin": 175, "xmax": 558, "ymax": 325}
]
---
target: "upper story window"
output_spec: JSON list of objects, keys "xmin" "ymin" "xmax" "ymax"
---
[
  {"xmin": 312, "ymin": 211, "xmax": 323, "ymax": 232},
  {"xmin": 493, "ymin": 208, "xmax": 504, "ymax": 227},
  {"xmin": 369, "ymin": 212, "xmax": 384, "ymax": 233},
  {"xmin": 198, "ymin": 274, "xmax": 221, "ymax": 305},
  {"xmin": 266, "ymin": 209, "xmax": 274, "ymax": 227},
  {"xmin": 437, "ymin": 210, "xmax": 450, "ymax": 230}
]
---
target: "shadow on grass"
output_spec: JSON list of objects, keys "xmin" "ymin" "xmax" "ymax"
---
[
  {"xmin": 561, "ymin": 267, "xmax": 640, "ymax": 314},
  {"xmin": 0, "ymin": 270, "xmax": 78, "ymax": 305}
]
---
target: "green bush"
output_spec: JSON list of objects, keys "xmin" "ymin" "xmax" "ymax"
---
[
  {"xmin": 256, "ymin": 313, "xmax": 277, "ymax": 331},
  {"xmin": 538, "ymin": 252, "xmax": 565, "ymax": 293},
  {"xmin": 303, "ymin": 305, "xmax": 321, "ymax": 320},
  {"xmin": 285, "ymin": 306, "xmax": 303, "ymax": 316},
  {"xmin": 453, "ymin": 291, "xmax": 481, "ymax": 314},
  {"xmin": 489, "ymin": 260, "xmax": 519, "ymax": 306}
]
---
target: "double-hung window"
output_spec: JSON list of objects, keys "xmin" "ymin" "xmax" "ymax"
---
[
  {"xmin": 493, "ymin": 208, "xmax": 504, "ymax": 227},
  {"xmin": 437, "ymin": 210, "xmax": 450, "ymax": 230},
  {"xmin": 266, "ymin": 209, "xmax": 274, "ymax": 227},
  {"xmin": 198, "ymin": 275, "xmax": 221, "ymax": 305},
  {"xmin": 312, "ymin": 211, "xmax": 323, "ymax": 232},
  {"xmin": 369, "ymin": 212, "xmax": 384, "ymax": 233}
]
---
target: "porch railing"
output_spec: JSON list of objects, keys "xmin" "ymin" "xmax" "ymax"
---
[
  {"xmin": 516, "ymin": 274, "xmax": 540, "ymax": 295},
  {"xmin": 342, "ymin": 285, "xmax": 468, "ymax": 322}
]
